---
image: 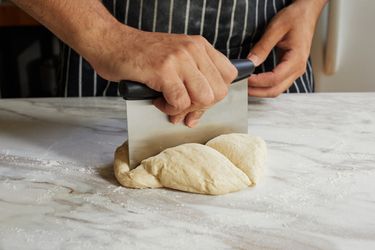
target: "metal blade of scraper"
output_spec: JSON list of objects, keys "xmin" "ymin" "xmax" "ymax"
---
[{"xmin": 120, "ymin": 59, "xmax": 254, "ymax": 169}]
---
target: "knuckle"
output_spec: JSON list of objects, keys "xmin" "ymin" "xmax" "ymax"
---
[
  {"xmin": 181, "ymin": 98, "xmax": 191, "ymax": 110},
  {"xmin": 193, "ymin": 35, "xmax": 208, "ymax": 45},
  {"xmin": 224, "ymin": 64, "xmax": 238, "ymax": 83},
  {"xmin": 169, "ymin": 114, "xmax": 184, "ymax": 124},
  {"xmin": 170, "ymin": 83, "xmax": 186, "ymax": 99},
  {"xmin": 215, "ymin": 87, "xmax": 228, "ymax": 101},
  {"xmin": 155, "ymin": 56, "xmax": 175, "ymax": 73},
  {"xmin": 158, "ymin": 50, "xmax": 190, "ymax": 69},
  {"xmin": 183, "ymin": 40, "xmax": 198, "ymax": 52},
  {"xmin": 195, "ymin": 109, "xmax": 206, "ymax": 117},
  {"xmin": 183, "ymin": 38, "xmax": 206, "ymax": 53},
  {"xmin": 197, "ymin": 92, "xmax": 215, "ymax": 106},
  {"xmin": 144, "ymin": 77, "xmax": 161, "ymax": 91},
  {"xmin": 172, "ymin": 100, "xmax": 190, "ymax": 112},
  {"xmin": 230, "ymin": 65, "xmax": 239, "ymax": 79},
  {"xmin": 160, "ymin": 82, "xmax": 190, "ymax": 111},
  {"xmin": 173, "ymin": 48, "xmax": 189, "ymax": 60},
  {"xmin": 190, "ymin": 110, "xmax": 205, "ymax": 121}
]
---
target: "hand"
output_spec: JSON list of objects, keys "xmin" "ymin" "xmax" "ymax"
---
[
  {"xmin": 13, "ymin": 0, "xmax": 236, "ymax": 128},
  {"xmin": 247, "ymin": 0, "xmax": 328, "ymax": 97},
  {"xmin": 93, "ymin": 26, "xmax": 237, "ymax": 127}
]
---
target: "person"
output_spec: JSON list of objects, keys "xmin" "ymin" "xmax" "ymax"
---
[{"xmin": 12, "ymin": 0, "xmax": 328, "ymax": 127}]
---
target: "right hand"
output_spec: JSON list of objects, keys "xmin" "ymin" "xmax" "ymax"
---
[{"xmin": 90, "ymin": 26, "xmax": 238, "ymax": 127}]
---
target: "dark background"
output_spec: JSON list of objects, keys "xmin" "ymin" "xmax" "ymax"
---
[{"xmin": 0, "ymin": 1, "xmax": 60, "ymax": 98}]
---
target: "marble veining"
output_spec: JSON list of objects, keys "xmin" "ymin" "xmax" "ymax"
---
[{"xmin": 0, "ymin": 94, "xmax": 374, "ymax": 250}]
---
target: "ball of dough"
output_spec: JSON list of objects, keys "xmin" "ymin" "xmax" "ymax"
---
[
  {"xmin": 206, "ymin": 133, "xmax": 267, "ymax": 184},
  {"xmin": 114, "ymin": 142, "xmax": 251, "ymax": 195}
]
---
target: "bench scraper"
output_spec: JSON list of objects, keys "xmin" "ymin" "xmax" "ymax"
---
[{"xmin": 119, "ymin": 59, "xmax": 255, "ymax": 169}]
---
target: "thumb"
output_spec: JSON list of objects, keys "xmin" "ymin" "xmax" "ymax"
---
[{"xmin": 248, "ymin": 22, "xmax": 287, "ymax": 66}]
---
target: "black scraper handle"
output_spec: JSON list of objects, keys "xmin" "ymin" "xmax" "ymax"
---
[{"xmin": 119, "ymin": 59, "xmax": 254, "ymax": 100}]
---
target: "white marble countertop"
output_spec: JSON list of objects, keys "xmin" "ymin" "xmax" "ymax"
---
[{"xmin": 0, "ymin": 94, "xmax": 374, "ymax": 250}]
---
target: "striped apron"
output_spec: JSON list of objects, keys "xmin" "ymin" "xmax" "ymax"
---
[{"xmin": 59, "ymin": 0, "xmax": 314, "ymax": 97}]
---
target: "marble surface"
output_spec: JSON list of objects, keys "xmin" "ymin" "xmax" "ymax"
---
[{"xmin": 0, "ymin": 94, "xmax": 374, "ymax": 250}]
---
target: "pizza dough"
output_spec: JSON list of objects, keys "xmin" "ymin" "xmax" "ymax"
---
[{"xmin": 114, "ymin": 133, "xmax": 267, "ymax": 195}]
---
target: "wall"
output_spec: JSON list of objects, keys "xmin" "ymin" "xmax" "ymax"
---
[{"xmin": 312, "ymin": 0, "xmax": 375, "ymax": 92}]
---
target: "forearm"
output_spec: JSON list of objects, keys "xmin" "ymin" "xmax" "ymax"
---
[{"xmin": 11, "ymin": 0, "xmax": 131, "ymax": 64}]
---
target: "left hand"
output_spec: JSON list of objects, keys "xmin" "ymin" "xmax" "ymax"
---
[{"xmin": 247, "ymin": 0, "xmax": 328, "ymax": 97}]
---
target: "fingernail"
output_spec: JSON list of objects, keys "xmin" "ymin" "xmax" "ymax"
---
[
  {"xmin": 188, "ymin": 119, "xmax": 198, "ymax": 128},
  {"xmin": 248, "ymin": 53, "xmax": 260, "ymax": 67},
  {"xmin": 169, "ymin": 116, "xmax": 182, "ymax": 124}
]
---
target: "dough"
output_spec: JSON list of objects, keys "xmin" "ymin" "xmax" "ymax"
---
[
  {"xmin": 114, "ymin": 133, "xmax": 267, "ymax": 195},
  {"xmin": 114, "ymin": 143, "xmax": 250, "ymax": 195},
  {"xmin": 114, "ymin": 142, "xmax": 162, "ymax": 189},
  {"xmin": 206, "ymin": 133, "xmax": 267, "ymax": 184}
]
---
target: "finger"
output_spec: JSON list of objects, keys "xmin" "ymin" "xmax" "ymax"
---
[
  {"xmin": 200, "ymin": 38, "xmax": 238, "ymax": 84},
  {"xmin": 247, "ymin": 49, "xmax": 300, "ymax": 88},
  {"xmin": 152, "ymin": 77, "xmax": 190, "ymax": 116},
  {"xmin": 247, "ymin": 21, "xmax": 288, "ymax": 66},
  {"xmin": 189, "ymin": 36, "xmax": 231, "ymax": 102},
  {"xmin": 157, "ymin": 63, "xmax": 213, "ymax": 119},
  {"xmin": 194, "ymin": 49, "xmax": 229, "ymax": 103},
  {"xmin": 248, "ymin": 73, "xmax": 296, "ymax": 98},
  {"xmin": 184, "ymin": 109, "xmax": 206, "ymax": 128},
  {"xmin": 247, "ymin": 61, "xmax": 293, "ymax": 88},
  {"xmin": 179, "ymin": 60, "xmax": 215, "ymax": 107},
  {"xmin": 248, "ymin": 86, "xmax": 284, "ymax": 98},
  {"xmin": 168, "ymin": 112, "xmax": 187, "ymax": 124}
]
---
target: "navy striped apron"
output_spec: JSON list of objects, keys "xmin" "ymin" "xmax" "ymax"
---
[{"xmin": 59, "ymin": 0, "xmax": 314, "ymax": 97}]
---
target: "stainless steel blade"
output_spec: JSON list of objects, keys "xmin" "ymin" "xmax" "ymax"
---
[{"xmin": 126, "ymin": 78, "xmax": 248, "ymax": 169}]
